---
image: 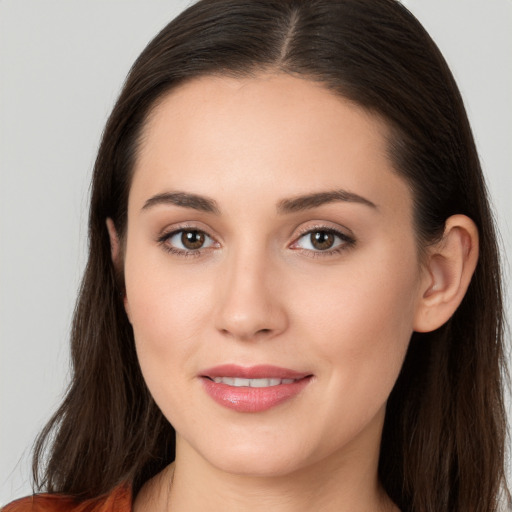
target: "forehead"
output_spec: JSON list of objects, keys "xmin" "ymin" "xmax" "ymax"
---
[{"xmin": 130, "ymin": 73, "xmax": 410, "ymax": 216}]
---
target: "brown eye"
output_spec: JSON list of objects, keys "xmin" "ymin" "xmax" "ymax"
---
[
  {"xmin": 181, "ymin": 230, "xmax": 206, "ymax": 249},
  {"xmin": 310, "ymin": 231, "xmax": 335, "ymax": 250},
  {"xmin": 292, "ymin": 228, "xmax": 354, "ymax": 254},
  {"xmin": 162, "ymin": 229, "xmax": 216, "ymax": 254}
]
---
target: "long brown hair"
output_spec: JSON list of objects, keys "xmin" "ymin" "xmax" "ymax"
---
[{"xmin": 32, "ymin": 1, "xmax": 509, "ymax": 510}]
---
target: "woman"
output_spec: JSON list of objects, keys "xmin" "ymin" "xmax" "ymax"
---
[{"xmin": 3, "ymin": 0, "xmax": 509, "ymax": 511}]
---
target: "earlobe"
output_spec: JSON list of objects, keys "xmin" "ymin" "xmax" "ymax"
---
[{"xmin": 413, "ymin": 215, "xmax": 479, "ymax": 333}]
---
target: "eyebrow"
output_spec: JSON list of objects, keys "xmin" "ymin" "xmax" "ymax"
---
[
  {"xmin": 141, "ymin": 189, "xmax": 377, "ymax": 215},
  {"xmin": 142, "ymin": 192, "xmax": 220, "ymax": 214},
  {"xmin": 277, "ymin": 190, "xmax": 377, "ymax": 213}
]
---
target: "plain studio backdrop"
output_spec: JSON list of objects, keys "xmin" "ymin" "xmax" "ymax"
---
[{"xmin": 0, "ymin": 0, "xmax": 511, "ymax": 505}]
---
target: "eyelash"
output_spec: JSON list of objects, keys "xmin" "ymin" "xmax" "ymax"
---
[
  {"xmin": 157, "ymin": 226, "xmax": 217, "ymax": 259},
  {"xmin": 291, "ymin": 226, "xmax": 356, "ymax": 258},
  {"xmin": 157, "ymin": 225, "xmax": 355, "ymax": 258}
]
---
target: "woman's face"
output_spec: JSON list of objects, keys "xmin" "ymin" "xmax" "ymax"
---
[{"xmin": 121, "ymin": 74, "xmax": 427, "ymax": 477}]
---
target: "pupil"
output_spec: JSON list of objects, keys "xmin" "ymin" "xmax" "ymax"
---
[
  {"xmin": 182, "ymin": 230, "xmax": 205, "ymax": 249},
  {"xmin": 311, "ymin": 231, "xmax": 334, "ymax": 250}
]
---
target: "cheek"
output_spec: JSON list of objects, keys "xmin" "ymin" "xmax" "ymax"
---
[
  {"xmin": 128, "ymin": 277, "xmax": 208, "ymax": 347},
  {"xmin": 295, "ymin": 246, "xmax": 420, "ymax": 403},
  {"xmin": 122, "ymin": 244, "xmax": 215, "ymax": 400}
]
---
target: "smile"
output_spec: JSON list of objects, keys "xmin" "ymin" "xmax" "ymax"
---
[{"xmin": 200, "ymin": 365, "xmax": 313, "ymax": 413}]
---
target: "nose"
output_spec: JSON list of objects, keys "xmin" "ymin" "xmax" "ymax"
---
[{"xmin": 214, "ymin": 248, "xmax": 288, "ymax": 341}]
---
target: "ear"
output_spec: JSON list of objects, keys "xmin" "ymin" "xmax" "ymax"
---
[
  {"xmin": 106, "ymin": 218, "xmax": 131, "ymax": 322},
  {"xmin": 413, "ymin": 214, "xmax": 479, "ymax": 333},
  {"xmin": 106, "ymin": 217, "xmax": 121, "ymax": 264}
]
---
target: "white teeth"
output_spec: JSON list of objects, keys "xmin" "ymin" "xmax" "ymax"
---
[
  {"xmin": 250, "ymin": 378, "xmax": 271, "ymax": 388},
  {"xmin": 212, "ymin": 377, "xmax": 297, "ymax": 387},
  {"xmin": 219, "ymin": 377, "xmax": 234, "ymax": 385}
]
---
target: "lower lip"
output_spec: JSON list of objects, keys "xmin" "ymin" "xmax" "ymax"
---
[{"xmin": 201, "ymin": 377, "xmax": 312, "ymax": 413}]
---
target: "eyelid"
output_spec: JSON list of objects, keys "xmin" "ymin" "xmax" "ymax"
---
[
  {"xmin": 292, "ymin": 221, "xmax": 354, "ymax": 239},
  {"xmin": 156, "ymin": 220, "xmax": 216, "ymax": 239}
]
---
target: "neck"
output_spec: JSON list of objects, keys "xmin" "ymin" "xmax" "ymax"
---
[
  {"xmin": 168, "ymin": 453, "xmax": 395, "ymax": 512},
  {"xmin": 134, "ymin": 415, "xmax": 398, "ymax": 512}
]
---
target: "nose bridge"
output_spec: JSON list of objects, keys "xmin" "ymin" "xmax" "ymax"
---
[{"xmin": 214, "ymin": 239, "xmax": 286, "ymax": 340}]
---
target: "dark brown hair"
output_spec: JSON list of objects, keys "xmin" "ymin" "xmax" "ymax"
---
[{"xmin": 32, "ymin": 1, "xmax": 509, "ymax": 511}]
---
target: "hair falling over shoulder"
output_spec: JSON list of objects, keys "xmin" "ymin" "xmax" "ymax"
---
[{"xmin": 31, "ymin": 1, "xmax": 510, "ymax": 511}]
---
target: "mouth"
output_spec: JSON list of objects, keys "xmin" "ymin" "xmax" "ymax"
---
[{"xmin": 199, "ymin": 364, "xmax": 313, "ymax": 412}]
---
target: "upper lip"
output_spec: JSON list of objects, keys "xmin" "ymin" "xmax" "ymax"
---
[{"xmin": 200, "ymin": 364, "xmax": 311, "ymax": 380}]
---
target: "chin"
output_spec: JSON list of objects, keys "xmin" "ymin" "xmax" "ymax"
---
[
  {"xmin": 211, "ymin": 451, "xmax": 307, "ymax": 478},
  {"xmin": 185, "ymin": 432, "xmax": 314, "ymax": 478}
]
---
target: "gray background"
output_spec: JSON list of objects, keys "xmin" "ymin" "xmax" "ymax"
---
[{"xmin": 1, "ymin": 0, "xmax": 511, "ymax": 505}]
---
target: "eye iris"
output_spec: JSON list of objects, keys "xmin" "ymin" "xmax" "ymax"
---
[
  {"xmin": 181, "ymin": 230, "xmax": 205, "ymax": 250},
  {"xmin": 311, "ymin": 231, "xmax": 335, "ymax": 250}
]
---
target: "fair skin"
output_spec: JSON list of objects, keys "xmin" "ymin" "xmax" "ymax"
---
[{"xmin": 107, "ymin": 73, "xmax": 478, "ymax": 512}]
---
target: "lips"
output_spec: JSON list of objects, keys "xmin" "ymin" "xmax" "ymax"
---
[
  {"xmin": 201, "ymin": 364, "xmax": 310, "ymax": 380},
  {"xmin": 200, "ymin": 364, "xmax": 313, "ymax": 413}
]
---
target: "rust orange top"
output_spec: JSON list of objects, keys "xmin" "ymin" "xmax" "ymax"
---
[{"xmin": 1, "ymin": 485, "xmax": 132, "ymax": 512}]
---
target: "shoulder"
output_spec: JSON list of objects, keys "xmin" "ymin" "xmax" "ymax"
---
[{"xmin": 1, "ymin": 485, "xmax": 132, "ymax": 512}]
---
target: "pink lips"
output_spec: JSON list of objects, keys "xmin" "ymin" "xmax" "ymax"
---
[{"xmin": 200, "ymin": 364, "xmax": 312, "ymax": 413}]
